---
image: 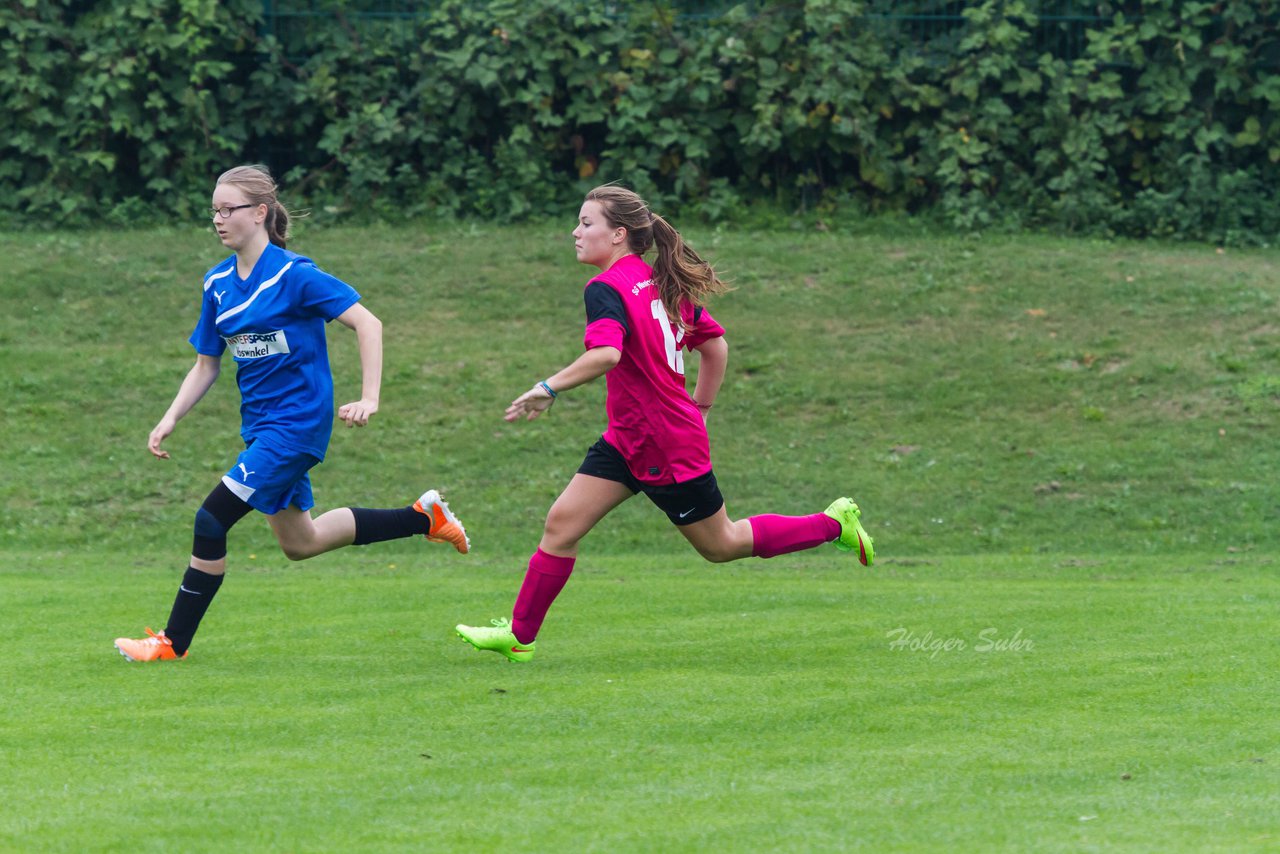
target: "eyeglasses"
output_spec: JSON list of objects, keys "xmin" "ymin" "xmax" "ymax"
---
[{"xmin": 210, "ymin": 204, "xmax": 254, "ymax": 220}]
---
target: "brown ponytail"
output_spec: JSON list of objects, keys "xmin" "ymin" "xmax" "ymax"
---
[
  {"xmin": 216, "ymin": 164, "xmax": 297, "ymax": 249},
  {"xmin": 584, "ymin": 185, "xmax": 728, "ymax": 330}
]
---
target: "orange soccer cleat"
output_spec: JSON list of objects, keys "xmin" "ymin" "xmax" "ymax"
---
[
  {"xmin": 114, "ymin": 628, "xmax": 187, "ymax": 662},
  {"xmin": 413, "ymin": 489, "xmax": 471, "ymax": 554}
]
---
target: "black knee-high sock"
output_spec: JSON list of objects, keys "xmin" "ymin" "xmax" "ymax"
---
[
  {"xmin": 164, "ymin": 567, "xmax": 224, "ymax": 655},
  {"xmin": 350, "ymin": 506, "xmax": 431, "ymax": 545}
]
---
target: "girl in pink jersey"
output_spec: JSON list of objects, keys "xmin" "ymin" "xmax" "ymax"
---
[{"xmin": 456, "ymin": 185, "xmax": 873, "ymax": 662}]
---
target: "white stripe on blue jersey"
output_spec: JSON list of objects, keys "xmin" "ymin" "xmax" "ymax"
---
[
  {"xmin": 203, "ymin": 267, "xmax": 233, "ymax": 292},
  {"xmin": 216, "ymin": 261, "xmax": 294, "ymax": 325}
]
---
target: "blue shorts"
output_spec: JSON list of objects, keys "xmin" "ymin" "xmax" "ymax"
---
[{"xmin": 220, "ymin": 436, "xmax": 320, "ymax": 515}]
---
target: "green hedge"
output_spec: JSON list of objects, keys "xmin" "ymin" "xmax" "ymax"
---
[{"xmin": 2, "ymin": 0, "xmax": 1278, "ymax": 242}]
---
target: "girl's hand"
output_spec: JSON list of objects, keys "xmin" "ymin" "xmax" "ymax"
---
[
  {"xmin": 338, "ymin": 398, "xmax": 379, "ymax": 427},
  {"xmin": 505, "ymin": 385, "xmax": 555, "ymax": 422},
  {"xmin": 148, "ymin": 418, "xmax": 175, "ymax": 459}
]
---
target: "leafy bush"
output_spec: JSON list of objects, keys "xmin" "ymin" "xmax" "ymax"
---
[
  {"xmin": 1, "ymin": 0, "xmax": 1277, "ymax": 243},
  {"xmin": 1, "ymin": 0, "xmax": 262, "ymax": 222}
]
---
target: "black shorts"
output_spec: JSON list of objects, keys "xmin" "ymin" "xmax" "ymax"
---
[{"xmin": 577, "ymin": 437, "xmax": 724, "ymax": 526}]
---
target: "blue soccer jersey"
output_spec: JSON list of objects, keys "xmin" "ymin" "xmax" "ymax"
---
[{"xmin": 189, "ymin": 243, "xmax": 361, "ymax": 459}]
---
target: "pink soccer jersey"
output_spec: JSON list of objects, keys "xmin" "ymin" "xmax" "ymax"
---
[{"xmin": 581, "ymin": 254, "xmax": 725, "ymax": 485}]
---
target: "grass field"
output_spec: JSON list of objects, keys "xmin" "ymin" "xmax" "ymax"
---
[
  {"xmin": 3, "ymin": 551, "xmax": 1276, "ymax": 851},
  {"xmin": 2, "ymin": 221, "xmax": 1278, "ymax": 850}
]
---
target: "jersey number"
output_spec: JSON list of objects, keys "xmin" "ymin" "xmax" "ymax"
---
[{"xmin": 651, "ymin": 299, "xmax": 685, "ymax": 374}]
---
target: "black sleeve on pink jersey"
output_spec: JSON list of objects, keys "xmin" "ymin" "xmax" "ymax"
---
[{"xmin": 584, "ymin": 281, "xmax": 629, "ymax": 336}]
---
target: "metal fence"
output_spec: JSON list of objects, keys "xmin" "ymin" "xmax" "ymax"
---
[
  {"xmin": 259, "ymin": 1, "xmax": 1123, "ymax": 64},
  {"xmin": 862, "ymin": 0, "xmax": 1111, "ymax": 65}
]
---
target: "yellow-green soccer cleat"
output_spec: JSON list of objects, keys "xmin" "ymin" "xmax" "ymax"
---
[
  {"xmin": 824, "ymin": 497, "xmax": 874, "ymax": 566},
  {"xmin": 455, "ymin": 618, "xmax": 535, "ymax": 663}
]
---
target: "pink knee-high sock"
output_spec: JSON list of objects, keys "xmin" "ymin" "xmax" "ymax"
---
[
  {"xmin": 749, "ymin": 513, "xmax": 841, "ymax": 559},
  {"xmin": 511, "ymin": 548, "xmax": 576, "ymax": 644}
]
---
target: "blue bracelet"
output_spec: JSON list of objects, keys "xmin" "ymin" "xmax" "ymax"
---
[{"xmin": 539, "ymin": 380, "xmax": 558, "ymax": 399}]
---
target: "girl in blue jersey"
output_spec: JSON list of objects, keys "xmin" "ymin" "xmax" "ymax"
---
[{"xmin": 114, "ymin": 165, "xmax": 469, "ymax": 662}]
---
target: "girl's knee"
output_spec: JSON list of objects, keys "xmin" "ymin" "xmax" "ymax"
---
[
  {"xmin": 693, "ymin": 540, "xmax": 738, "ymax": 563},
  {"xmin": 542, "ymin": 513, "xmax": 581, "ymax": 552},
  {"xmin": 689, "ymin": 523, "xmax": 752, "ymax": 563},
  {"xmin": 541, "ymin": 533, "xmax": 580, "ymax": 555},
  {"xmin": 278, "ymin": 539, "xmax": 315, "ymax": 561}
]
